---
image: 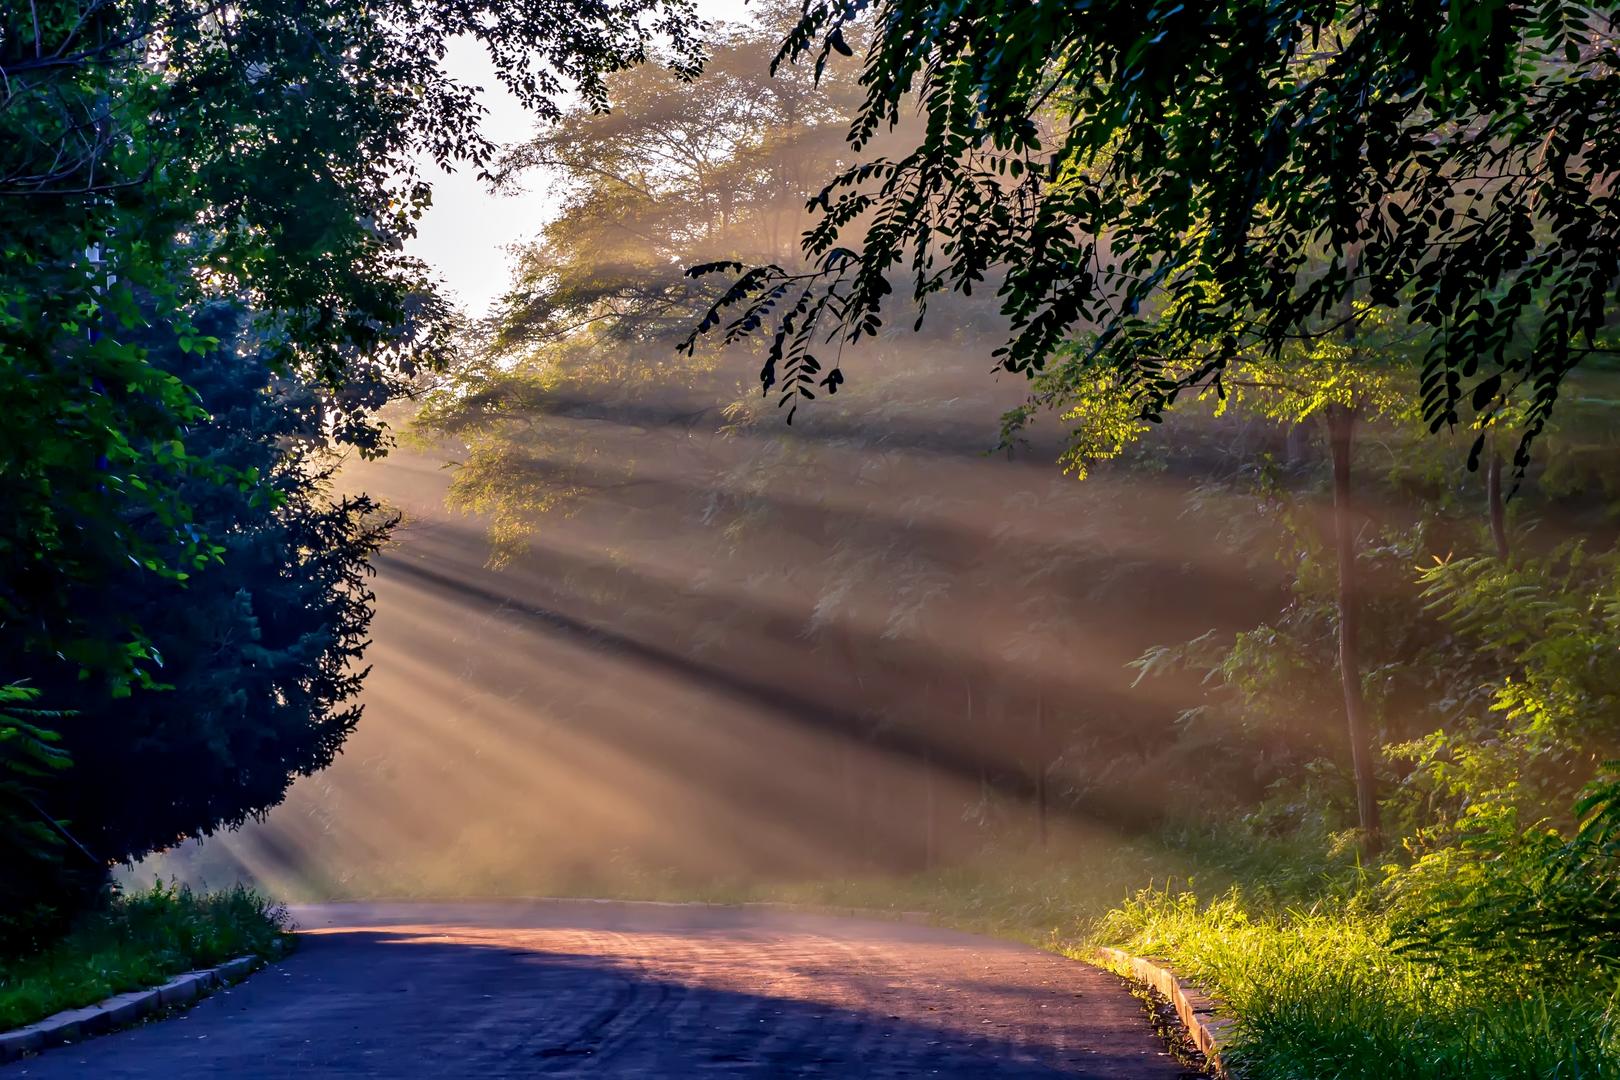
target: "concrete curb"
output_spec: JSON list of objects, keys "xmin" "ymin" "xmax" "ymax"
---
[
  {"xmin": 0, "ymin": 953, "xmax": 270, "ymax": 1063},
  {"xmin": 1093, "ymin": 946, "xmax": 1235, "ymax": 1078}
]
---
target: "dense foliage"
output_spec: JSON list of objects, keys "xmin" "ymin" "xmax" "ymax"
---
[
  {"xmin": 1, "ymin": 309, "xmax": 393, "ymax": 948},
  {"xmin": 1, "ymin": 0, "xmax": 699, "ymax": 679},
  {"xmin": 690, "ymin": 0, "xmax": 1618, "ymax": 472}
]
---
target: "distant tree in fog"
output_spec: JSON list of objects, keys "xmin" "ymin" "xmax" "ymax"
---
[
  {"xmin": 416, "ymin": 4, "xmax": 873, "ymax": 558},
  {"xmin": 415, "ymin": 6, "xmax": 1103, "ymax": 869}
]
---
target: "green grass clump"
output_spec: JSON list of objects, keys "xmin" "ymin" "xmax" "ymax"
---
[
  {"xmin": 1097, "ymin": 887, "xmax": 1620, "ymax": 1080},
  {"xmin": 0, "ymin": 882, "xmax": 290, "ymax": 1031}
]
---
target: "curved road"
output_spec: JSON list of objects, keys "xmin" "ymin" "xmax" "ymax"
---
[{"xmin": 4, "ymin": 902, "xmax": 1191, "ymax": 1078}]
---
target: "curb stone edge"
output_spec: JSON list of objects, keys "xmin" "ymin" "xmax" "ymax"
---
[
  {"xmin": 1092, "ymin": 945, "xmax": 1235, "ymax": 1078},
  {"xmin": 0, "ymin": 951, "xmax": 275, "ymax": 1063}
]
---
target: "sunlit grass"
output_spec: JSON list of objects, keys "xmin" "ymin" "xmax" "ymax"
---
[
  {"xmin": 725, "ymin": 844, "xmax": 1222, "ymax": 945},
  {"xmin": 1097, "ymin": 888, "xmax": 1620, "ymax": 1080},
  {"xmin": 0, "ymin": 883, "xmax": 290, "ymax": 1031}
]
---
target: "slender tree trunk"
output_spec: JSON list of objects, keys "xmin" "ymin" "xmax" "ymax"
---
[
  {"xmin": 840, "ymin": 736, "xmax": 858, "ymax": 869},
  {"xmin": 1033, "ymin": 695, "xmax": 1048, "ymax": 849},
  {"xmin": 828, "ymin": 625, "xmax": 865, "ymax": 869},
  {"xmin": 1486, "ymin": 442, "xmax": 1510, "ymax": 559},
  {"xmin": 1325, "ymin": 405, "xmax": 1381, "ymax": 853},
  {"xmin": 1285, "ymin": 422, "xmax": 1310, "ymax": 466},
  {"xmin": 923, "ymin": 746, "xmax": 937, "ymax": 870}
]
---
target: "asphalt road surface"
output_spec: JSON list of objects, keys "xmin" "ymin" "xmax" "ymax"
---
[{"xmin": 3, "ymin": 901, "xmax": 1192, "ymax": 1078}]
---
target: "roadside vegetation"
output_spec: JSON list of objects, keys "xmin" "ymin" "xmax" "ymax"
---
[
  {"xmin": 763, "ymin": 827, "xmax": 1620, "ymax": 1079},
  {"xmin": 738, "ymin": 783, "xmax": 1620, "ymax": 1079},
  {"xmin": 1100, "ymin": 886, "xmax": 1620, "ymax": 1080},
  {"xmin": 0, "ymin": 883, "xmax": 289, "ymax": 1031}
]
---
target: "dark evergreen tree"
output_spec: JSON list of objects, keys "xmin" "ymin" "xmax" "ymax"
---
[{"xmin": 3, "ymin": 305, "xmax": 392, "ymax": 939}]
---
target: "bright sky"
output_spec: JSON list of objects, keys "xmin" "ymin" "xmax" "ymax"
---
[{"xmin": 408, "ymin": 0, "xmax": 753, "ymax": 317}]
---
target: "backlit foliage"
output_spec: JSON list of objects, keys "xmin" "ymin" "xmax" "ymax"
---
[{"xmin": 691, "ymin": 0, "xmax": 1619, "ymax": 473}]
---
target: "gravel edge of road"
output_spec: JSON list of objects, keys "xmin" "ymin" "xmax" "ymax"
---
[{"xmin": 0, "ymin": 950, "xmax": 278, "ymax": 1065}]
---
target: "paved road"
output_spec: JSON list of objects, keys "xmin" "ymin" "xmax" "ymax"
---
[{"xmin": 4, "ymin": 901, "xmax": 1191, "ymax": 1078}]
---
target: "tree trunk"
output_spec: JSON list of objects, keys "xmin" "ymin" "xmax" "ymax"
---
[
  {"xmin": 1486, "ymin": 443, "xmax": 1510, "ymax": 559},
  {"xmin": 839, "ymin": 736, "xmax": 861, "ymax": 870},
  {"xmin": 1284, "ymin": 421, "xmax": 1311, "ymax": 466},
  {"xmin": 1033, "ymin": 695, "xmax": 1048, "ymax": 849},
  {"xmin": 1325, "ymin": 405, "xmax": 1382, "ymax": 853},
  {"xmin": 923, "ymin": 746, "xmax": 937, "ymax": 870}
]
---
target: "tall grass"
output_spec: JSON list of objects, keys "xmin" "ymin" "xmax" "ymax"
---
[
  {"xmin": 1098, "ymin": 887, "xmax": 1620, "ymax": 1080},
  {"xmin": 0, "ymin": 882, "xmax": 289, "ymax": 1030}
]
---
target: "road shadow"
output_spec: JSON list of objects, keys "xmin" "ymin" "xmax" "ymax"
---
[{"xmin": 4, "ymin": 927, "xmax": 1194, "ymax": 1079}]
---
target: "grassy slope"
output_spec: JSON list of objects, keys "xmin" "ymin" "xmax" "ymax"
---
[{"xmin": 0, "ymin": 884, "xmax": 290, "ymax": 1031}]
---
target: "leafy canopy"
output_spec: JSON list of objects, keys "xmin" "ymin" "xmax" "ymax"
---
[
  {"xmin": 1, "ymin": 0, "xmax": 702, "ymax": 688},
  {"xmin": 689, "ymin": 0, "xmax": 1619, "ymax": 470}
]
